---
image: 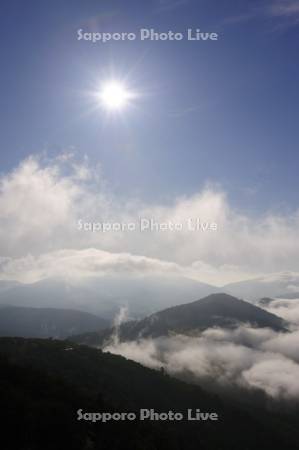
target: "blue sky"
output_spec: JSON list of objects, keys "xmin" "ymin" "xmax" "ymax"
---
[
  {"xmin": 1, "ymin": 0, "xmax": 299, "ymax": 213},
  {"xmin": 1, "ymin": 1, "xmax": 299, "ymax": 285}
]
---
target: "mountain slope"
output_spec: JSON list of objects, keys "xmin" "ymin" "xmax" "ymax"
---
[
  {"xmin": 0, "ymin": 337, "xmax": 298, "ymax": 450},
  {"xmin": 72, "ymin": 293, "xmax": 288, "ymax": 346},
  {"xmin": 0, "ymin": 306, "xmax": 107, "ymax": 338}
]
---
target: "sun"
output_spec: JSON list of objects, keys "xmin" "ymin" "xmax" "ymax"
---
[{"xmin": 98, "ymin": 81, "xmax": 132, "ymax": 111}]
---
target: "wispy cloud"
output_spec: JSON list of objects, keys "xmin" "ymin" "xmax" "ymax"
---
[
  {"xmin": 223, "ymin": 1, "xmax": 299, "ymax": 29},
  {"xmin": 270, "ymin": 0, "xmax": 299, "ymax": 18}
]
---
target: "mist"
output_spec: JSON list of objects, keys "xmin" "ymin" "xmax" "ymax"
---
[{"xmin": 104, "ymin": 321, "xmax": 299, "ymax": 400}]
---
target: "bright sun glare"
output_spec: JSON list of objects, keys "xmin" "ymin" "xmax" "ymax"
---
[{"xmin": 99, "ymin": 81, "xmax": 132, "ymax": 111}]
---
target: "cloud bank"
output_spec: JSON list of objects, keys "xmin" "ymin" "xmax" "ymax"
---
[
  {"xmin": 1, "ymin": 154, "xmax": 299, "ymax": 285},
  {"xmin": 263, "ymin": 298, "xmax": 299, "ymax": 326},
  {"xmin": 104, "ymin": 324, "xmax": 299, "ymax": 400}
]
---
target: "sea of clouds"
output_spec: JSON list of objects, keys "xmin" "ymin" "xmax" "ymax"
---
[
  {"xmin": 104, "ymin": 299, "xmax": 299, "ymax": 400},
  {"xmin": 104, "ymin": 323, "xmax": 299, "ymax": 400}
]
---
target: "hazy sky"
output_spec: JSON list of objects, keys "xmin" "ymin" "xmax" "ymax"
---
[{"xmin": 1, "ymin": 0, "xmax": 299, "ymax": 285}]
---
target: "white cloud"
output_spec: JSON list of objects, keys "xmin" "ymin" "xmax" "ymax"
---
[
  {"xmin": 104, "ymin": 324, "xmax": 299, "ymax": 400},
  {"xmin": 263, "ymin": 299, "xmax": 299, "ymax": 326},
  {"xmin": 243, "ymin": 358, "xmax": 299, "ymax": 399},
  {"xmin": 1, "ymin": 154, "xmax": 299, "ymax": 285},
  {"xmin": 0, "ymin": 248, "xmax": 184, "ymax": 284},
  {"xmin": 262, "ymin": 329, "xmax": 299, "ymax": 362}
]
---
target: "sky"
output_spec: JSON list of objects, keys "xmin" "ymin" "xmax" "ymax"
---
[{"xmin": 0, "ymin": 0, "xmax": 299, "ymax": 285}]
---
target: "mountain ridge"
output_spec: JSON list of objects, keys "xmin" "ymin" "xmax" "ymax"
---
[
  {"xmin": 0, "ymin": 337, "xmax": 298, "ymax": 450},
  {"xmin": 0, "ymin": 274, "xmax": 218, "ymax": 320},
  {"xmin": 71, "ymin": 293, "xmax": 288, "ymax": 347},
  {"xmin": 0, "ymin": 305, "xmax": 108, "ymax": 339}
]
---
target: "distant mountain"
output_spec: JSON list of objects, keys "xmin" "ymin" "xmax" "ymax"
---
[
  {"xmin": 0, "ymin": 337, "xmax": 298, "ymax": 450},
  {"xmin": 275, "ymin": 292, "xmax": 299, "ymax": 300},
  {"xmin": 0, "ymin": 306, "xmax": 107, "ymax": 339},
  {"xmin": 0, "ymin": 275, "xmax": 218, "ymax": 320},
  {"xmin": 224, "ymin": 272, "xmax": 299, "ymax": 302},
  {"xmin": 72, "ymin": 293, "xmax": 288, "ymax": 346},
  {"xmin": 0, "ymin": 280, "xmax": 20, "ymax": 293}
]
